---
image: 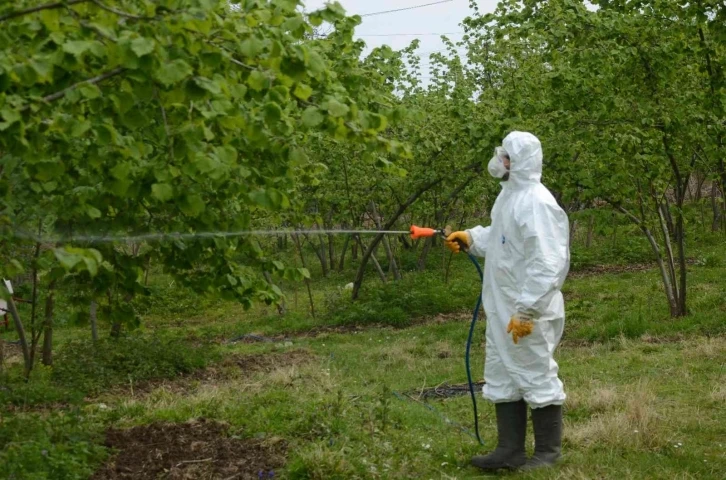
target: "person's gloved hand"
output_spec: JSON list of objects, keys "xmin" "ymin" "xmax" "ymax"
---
[
  {"xmin": 507, "ymin": 313, "xmax": 534, "ymax": 344},
  {"xmin": 445, "ymin": 231, "xmax": 472, "ymax": 254}
]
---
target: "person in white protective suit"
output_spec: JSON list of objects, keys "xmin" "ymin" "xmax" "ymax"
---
[{"xmin": 445, "ymin": 131, "xmax": 570, "ymax": 471}]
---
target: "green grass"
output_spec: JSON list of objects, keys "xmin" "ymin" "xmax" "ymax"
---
[
  {"xmin": 1, "ymin": 225, "xmax": 725, "ymax": 479},
  {"xmin": 62, "ymin": 324, "xmax": 725, "ymax": 479}
]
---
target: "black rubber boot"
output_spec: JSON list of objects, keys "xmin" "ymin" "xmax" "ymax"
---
[
  {"xmin": 522, "ymin": 404, "xmax": 563, "ymax": 470},
  {"xmin": 471, "ymin": 400, "xmax": 527, "ymax": 470}
]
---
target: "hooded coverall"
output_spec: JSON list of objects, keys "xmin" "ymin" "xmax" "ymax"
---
[{"xmin": 467, "ymin": 131, "xmax": 570, "ymax": 408}]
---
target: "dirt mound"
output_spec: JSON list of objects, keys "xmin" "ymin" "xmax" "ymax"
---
[
  {"xmin": 92, "ymin": 418, "xmax": 285, "ymax": 480},
  {"xmin": 222, "ymin": 349, "xmax": 314, "ymax": 374}
]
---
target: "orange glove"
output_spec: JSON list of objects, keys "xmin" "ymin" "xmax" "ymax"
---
[
  {"xmin": 445, "ymin": 231, "xmax": 471, "ymax": 254},
  {"xmin": 507, "ymin": 312, "xmax": 534, "ymax": 344}
]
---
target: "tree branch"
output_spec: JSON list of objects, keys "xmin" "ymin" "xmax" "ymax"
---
[
  {"xmin": 154, "ymin": 87, "xmax": 175, "ymax": 163},
  {"xmin": 90, "ymin": 0, "xmax": 154, "ymax": 20},
  {"xmin": 42, "ymin": 67, "xmax": 126, "ymax": 104},
  {"xmin": 0, "ymin": 0, "xmax": 88, "ymax": 23}
]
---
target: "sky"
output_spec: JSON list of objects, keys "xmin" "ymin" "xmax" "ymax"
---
[{"xmin": 303, "ymin": 1, "xmax": 501, "ymax": 77}]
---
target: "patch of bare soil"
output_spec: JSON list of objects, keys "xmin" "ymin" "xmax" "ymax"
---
[
  {"xmin": 220, "ymin": 349, "xmax": 315, "ymax": 375},
  {"xmin": 126, "ymin": 349, "xmax": 316, "ymax": 397},
  {"xmin": 92, "ymin": 418, "xmax": 285, "ymax": 480},
  {"xmin": 568, "ymin": 258, "xmax": 696, "ymax": 278},
  {"xmin": 568, "ymin": 263, "xmax": 657, "ymax": 278},
  {"xmin": 228, "ymin": 313, "xmax": 473, "ymax": 345}
]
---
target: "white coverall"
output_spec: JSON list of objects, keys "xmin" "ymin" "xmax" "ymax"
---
[{"xmin": 467, "ymin": 132, "xmax": 570, "ymax": 409}]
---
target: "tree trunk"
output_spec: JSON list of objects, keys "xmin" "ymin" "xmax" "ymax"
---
[
  {"xmin": 355, "ymin": 236, "xmax": 387, "ymax": 283},
  {"xmin": 109, "ymin": 290, "xmax": 122, "ymax": 338},
  {"xmin": 370, "ymin": 201, "xmax": 401, "ymax": 281},
  {"xmin": 28, "ymin": 239, "xmax": 41, "ymax": 368},
  {"xmin": 41, "ymin": 283, "xmax": 55, "ymax": 366},
  {"xmin": 353, "ymin": 176, "xmax": 444, "ymax": 300},
  {"xmin": 658, "ymin": 202, "xmax": 679, "ymax": 298},
  {"xmin": 662, "ymin": 195, "xmax": 675, "ymax": 237},
  {"xmin": 6, "ymin": 297, "xmax": 31, "ymax": 376},
  {"xmin": 351, "ymin": 239, "xmax": 358, "ymax": 260},
  {"xmin": 325, "ymin": 208, "xmax": 336, "ymax": 268},
  {"xmin": 674, "ymin": 206, "xmax": 688, "ymax": 316},
  {"xmin": 144, "ymin": 257, "xmax": 151, "ymax": 286},
  {"xmin": 292, "ymin": 234, "xmax": 315, "ymax": 319},
  {"xmin": 328, "ymin": 234, "xmax": 336, "ymax": 271},
  {"xmin": 338, "ymin": 234, "xmax": 351, "ymax": 272},
  {"xmin": 616, "ymin": 206, "xmax": 678, "ymax": 316},
  {"xmin": 586, "ymin": 213, "xmax": 595, "ymax": 248},
  {"xmin": 417, "ymin": 237, "xmax": 433, "ymax": 271},
  {"xmin": 712, "ymin": 181, "xmax": 723, "ymax": 232},
  {"xmin": 90, "ymin": 300, "xmax": 98, "ymax": 343},
  {"xmin": 569, "ymin": 219, "xmax": 579, "ymax": 245},
  {"xmin": 303, "ymin": 232, "xmax": 329, "ymax": 278},
  {"xmin": 263, "ymin": 271, "xmax": 286, "ymax": 316},
  {"xmin": 695, "ymin": 172, "xmax": 707, "ymax": 202}
]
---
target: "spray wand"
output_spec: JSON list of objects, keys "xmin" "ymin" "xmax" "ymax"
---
[{"xmin": 409, "ymin": 225, "xmax": 484, "ymax": 445}]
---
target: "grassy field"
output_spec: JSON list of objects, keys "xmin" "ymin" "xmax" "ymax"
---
[{"xmin": 1, "ymin": 231, "xmax": 725, "ymax": 479}]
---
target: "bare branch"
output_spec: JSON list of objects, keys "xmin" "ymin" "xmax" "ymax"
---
[{"xmin": 0, "ymin": 0, "xmax": 88, "ymax": 23}]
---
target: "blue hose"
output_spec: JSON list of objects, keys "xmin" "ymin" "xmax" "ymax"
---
[{"xmin": 464, "ymin": 250, "xmax": 484, "ymax": 445}]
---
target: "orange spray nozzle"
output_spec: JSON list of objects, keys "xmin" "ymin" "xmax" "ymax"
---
[{"xmin": 410, "ymin": 225, "xmax": 438, "ymax": 239}]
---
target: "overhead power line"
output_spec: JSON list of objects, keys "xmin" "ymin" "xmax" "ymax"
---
[
  {"xmin": 357, "ymin": 31, "xmax": 464, "ymax": 37},
  {"xmin": 360, "ymin": 0, "xmax": 453, "ymax": 18}
]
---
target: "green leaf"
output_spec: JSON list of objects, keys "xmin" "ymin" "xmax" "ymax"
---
[
  {"xmin": 289, "ymin": 147, "xmax": 308, "ymax": 165},
  {"xmin": 155, "ymin": 59, "xmax": 193, "ymax": 86},
  {"xmin": 230, "ymin": 83, "xmax": 248, "ymax": 99},
  {"xmin": 6, "ymin": 259, "xmax": 25, "ymax": 278},
  {"xmin": 240, "ymin": 37, "xmax": 264, "ymax": 58},
  {"xmin": 324, "ymin": 98, "xmax": 349, "ymax": 117},
  {"xmin": 131, "ymin": 37, "xmax": 155, "ymax": 57},
  {"xmin": 82, "ymin": 257, "xmax": 98, "ymax": 277},
  {"xmin": 63, "ymin": 40, "xmax": 94, "ymax": 56},
  {"xmin": 79, "ymin": 84, "xmax": 101, "ymax": 99},
  {"xmin": 70, "ymin": 119, "xmax": 91, "ymax": 137},
  {"xmin": 40, "ymin": 8, "xmax": 60, "ymax": 31},
  {"xmin": 151, "ymin": 183, "xmax": 174, "ymax": 201},
  {"xmin": 269, "ymin": 85, "xmax": 289, "ymax": 104},
  {"xmin": 264, "ymin": 102, "xmax": 282, "ymax": 124},
  {"xmin": 194, "ymin": 76, "xmax": 221, "ymax": 95},
  {"xmin": 110, "ymin": 162, "xmax": 131, "ymax": 180},
  {"xmin": 307, "ymin": 51, "xmax": 326, "ymax": 76},
  {"xmin": 96, "ymin": 124, "xmax": 118, "ymax": 145},
  {"xmin": 215, "ymin": 145, "xmax": 237, "ymax": 164},
  {"xmin": 180, "ymin": 194, "xmax": 205, "ymax": 217},
  {"xmin": 85, "ymin": 205, "xmax": 102, "ymax": 219},
  {"xmin": 247, "ymin": 70, "xmax": 268, "ymax": 91},
  {"xmin": 0, "ymin": 107, "xmax": 21, "ymax": 127},
  {"xmin": 249, "ymin": 189, "xmax": 276, "ymax": 209},
  {"xmin": 293, "ymin": 83, "xmax": 313, "ymax": 101},
  {"xmin": 53, "ymin": 248, "xmax": 81, "ymax": 271},
  {"xmin": 30, "ymin": 58, "xmax": 53, "ymax": 82},
  {"xmin": 301, "ymin": 106, "xmax": 324, "ymax": 127}
]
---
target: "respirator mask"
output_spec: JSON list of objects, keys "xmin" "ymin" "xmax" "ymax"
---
[{"xmin": 487, "ymin": 146, "xmax": 509, "ymax": 179}]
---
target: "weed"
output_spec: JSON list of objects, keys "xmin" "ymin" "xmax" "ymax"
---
[
  {"xmin": 52, "ymin": 334, "xmax": 218, "ymax": 395},
  {"xmin": 0, "ymin": 411, "xmax": 107, "ymax": 480}
]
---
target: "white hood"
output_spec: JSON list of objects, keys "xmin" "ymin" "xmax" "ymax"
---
[{"xmin": 502, "ymin": 131, "xmax": 543, "ymax": 187}]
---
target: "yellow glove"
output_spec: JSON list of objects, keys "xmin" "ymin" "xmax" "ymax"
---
[
  {"xmin": 507, "ymin": 313, "xmax": 534, "ymax": 344},
  {"xmin": 445, "ymin": 231, "xmax": 471, "ymax": 254}
]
